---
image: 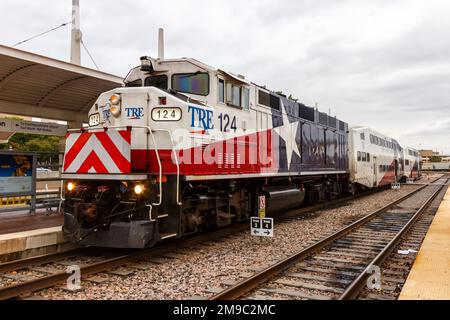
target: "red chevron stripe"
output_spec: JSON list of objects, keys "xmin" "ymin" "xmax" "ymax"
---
[
  {"xmin": 94, "ymin": 132, "xmax": 130, "ymax": 173},
  {"xmin": 118, "ymin": 130, "xmax": 131, "ymax": 144},
  {"xmin": 77, "ymin": 151, "xmax": 108, "ymax": 173},
  {"xmin": 63, "ymin": 133, "xmax": 91, "ymax": 171}
]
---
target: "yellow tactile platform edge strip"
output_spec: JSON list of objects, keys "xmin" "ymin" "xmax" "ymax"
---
[
  {"xmin": 399, "ymin": 185, "xmax": 450, "ymax": 300},
  {"xmin": 0, "ymin": 196, "xmax": 32, "ymax": 207}
]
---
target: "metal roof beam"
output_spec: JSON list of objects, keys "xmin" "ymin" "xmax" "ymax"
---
[
  {"xmin": 0, "ymin": 44, "xmax": 123, "ymax": 84},
  {"xmin": 0, "ymin": 64, "xmax": 41, "ymax": 90},
  {"xmin": 0, "ymin": 99, "xmax": 86, "ymax": 123},
  {"xmin": 37, "ymin": 76, "xmax": 87, "ymax": 107}
]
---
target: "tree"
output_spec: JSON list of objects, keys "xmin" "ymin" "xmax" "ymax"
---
[
  {"xmin": 430, "ymin": 156, "xmax": 442, "ymax": 163},
  {"xmin": 0, "ymin": 133, "xmax": 60, "ymax": 164}
]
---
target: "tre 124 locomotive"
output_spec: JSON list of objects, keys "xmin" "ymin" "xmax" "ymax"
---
[{"xmin": 62, "ymin": 54, "xmax": 420, "ymax": 248}]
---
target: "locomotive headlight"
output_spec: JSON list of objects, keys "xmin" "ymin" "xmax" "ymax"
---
[
  {"xmin": 134, "ymin": 184, "xmax": 144, "ymax": 195},
  {"xmin": 67, "ymin": 182, "xmax": 75, "ymax": 192},
  {"xmin": 110, "ymin": 105, "xmax": 121, "ymax": 117},
  {"xmin": 109, "ymin": 94, "xmax": 121, "ymax": 105},
  {"xmin": 109, "ymin": 94, "xmax": 121, "ymax": 117}
]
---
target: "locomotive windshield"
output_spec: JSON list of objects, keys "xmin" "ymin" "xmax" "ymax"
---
[
  {"xmin": 145, "ymin": 75, "xmax": 168, "ymax": 90},
  {"xmin": 172, "ymin": 72, "xmax": 209, "ymax": 96}
]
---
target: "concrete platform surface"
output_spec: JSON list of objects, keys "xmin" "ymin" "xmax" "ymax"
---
[
  {"xmin": 0, "ymin": 210, "xmax": 63, "ymax": 235},
  {"xmin": 399, "ymin": 185, "xmax": 450, "ymax": 300},
  {"xmin": 0, "ymin": 226, "xmax": 64, "ymax": 256}
]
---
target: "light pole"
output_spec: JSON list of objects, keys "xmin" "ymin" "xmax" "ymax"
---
[{"xmin": 70, "ymin": 0, "xmax": 82, "ymax": 65}]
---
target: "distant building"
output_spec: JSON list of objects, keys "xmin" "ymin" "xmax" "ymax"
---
[{"xmin": 420, "ymin": 150, "xmax": 439, "ymax": 158}]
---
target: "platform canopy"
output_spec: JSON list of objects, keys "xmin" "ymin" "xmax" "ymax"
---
[{"xmin": 0, "ymin": 45, "xmax": 123, "ymax": 127}]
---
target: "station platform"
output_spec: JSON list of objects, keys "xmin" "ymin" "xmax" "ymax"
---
[
  {"xmin": 0, "ymin": 209, "xmax": 69, "ymax": 262},
  {"xmin": 399, "ymin": 185, "xmax": 450, "ymax": 300}
]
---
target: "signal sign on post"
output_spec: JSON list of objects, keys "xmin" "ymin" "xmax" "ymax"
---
[
  {"xmin": 251, "ymin": 217, "xmax": 274, "ymax": 237},
  {"xmin": 258, "ymin": 195, "xmax": 266, "ymax": 219}
]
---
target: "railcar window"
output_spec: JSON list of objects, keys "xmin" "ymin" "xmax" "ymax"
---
[
  {"xmin": 362, "ymin": 152, "xmax": 366, "ymax": 162},
  {"xmin": 367, "ymin": 153, "xmax": 370, "ymax": 162},
  {"xmin": 172, "ymin": 73, "xmax": 209, "ymax": 96},
  {"xmin": 125, "ymin": 79, "xmax": 142, "ymax": 87},
  {"xmin": 406, "ymin": 159, "xmax": 410, "ymax": 165},
  {"xmin": 370, "ymin": 135, "xmax": 374, "ymax": 144},
  {"xmin": 145, "ymin": 75, "xmax": 168, "ymax": 90},
  {"xmin": 243, "ymin": 87, "xmax": 250, "ymax": 110},
  {"xmin": 360, "ymin": 133, "xmax": 365, "ymax": 140},
  {"xmin": 218, "ymin": 79, "xmax": 225, "ymax": 103},
  {"xmin": 357, "ymin": 151, "xmax": 361, "ymax": 161}
]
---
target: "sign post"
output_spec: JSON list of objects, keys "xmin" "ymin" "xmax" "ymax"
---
[{"xmin": 258, "ymin": 195, "xmax": 266, "ymax": 219}]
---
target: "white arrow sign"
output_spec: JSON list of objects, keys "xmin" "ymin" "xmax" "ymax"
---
[{"xmin": 251, "ymin": 217, "xmax": 274, "ymax": 238}]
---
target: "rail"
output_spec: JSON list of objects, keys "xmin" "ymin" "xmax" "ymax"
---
[
  {"xmin": 0, "ymin": 185, "xmax": 388, "ymax": 300},
  {"xmin": 209, "ymin": 177, "xmax": 444, "ymax": 300}
]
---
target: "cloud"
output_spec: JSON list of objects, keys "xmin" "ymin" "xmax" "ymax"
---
[{"xmin": 1, "ymin": 0, "xmax": 450, "ymax": 153}]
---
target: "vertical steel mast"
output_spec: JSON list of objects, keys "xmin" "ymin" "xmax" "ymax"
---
[{"xmin": 70, "ymin": 0, "xmax": 82, "ymax": 65}]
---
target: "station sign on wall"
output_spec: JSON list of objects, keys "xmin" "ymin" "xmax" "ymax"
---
[{"xmin": 0, "ymin": 118, "xmax": 67, "ymax": 136}]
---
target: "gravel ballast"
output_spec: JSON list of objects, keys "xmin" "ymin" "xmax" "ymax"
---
[{"xmin": 36, "ymin": 174, "xmax": 440, "ymax": 300}]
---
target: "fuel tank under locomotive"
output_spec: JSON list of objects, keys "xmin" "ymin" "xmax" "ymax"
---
[{"xmin": 261, "ymin": 185, "xmax": 306, "ymax": 214}]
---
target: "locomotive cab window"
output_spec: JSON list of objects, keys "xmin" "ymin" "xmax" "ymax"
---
[
  {"xmin": 226, "ymin": 83, "xmax": 242, "ymax": 107},
  {"xmin": 145, "ymin": 75, "xmax": 168, "ymax": 90},
  {"xmin": 243, "ymin": 87, "xmax": 250, "ymax": 110},
  {"xmin": 125, "ymin": 79, "xmax": 143, "ymax": 87},
  {"xmin": 218, "ymin": 79, "xmax": 225, "ymax": 103},
  {"xmin": 172, "ymin": 72, "xmax": 209, "ymax": 96},
  {"xmin": 232, "ymin": 85, "xmax": 241, "ymax": 107}
]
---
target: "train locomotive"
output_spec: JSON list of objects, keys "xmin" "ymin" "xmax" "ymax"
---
[{"xmin": 61, "ymin": 55, "xmax": 420, "ymax": 248}]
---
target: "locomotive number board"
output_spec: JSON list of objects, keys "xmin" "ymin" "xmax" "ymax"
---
[{"xmin": 151, "ymin": 108, "xmax": 182, "ymax": 121}]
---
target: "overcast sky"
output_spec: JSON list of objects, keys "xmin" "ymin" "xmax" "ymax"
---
[{"xmin": 2, "ymin": 0, "xmax": 450, "ymax": 153}]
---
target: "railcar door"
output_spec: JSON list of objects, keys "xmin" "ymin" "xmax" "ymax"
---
[
  {"xmin": 373, "ymin": 156, "xmax": 377, "ymax": 187},
  {"xmin": 394, "ymin": 159, "xmax": 399, "ymax": 182}
]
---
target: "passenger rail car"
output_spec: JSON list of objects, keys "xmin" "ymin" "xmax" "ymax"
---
[
  {"xmin": 403, "ymin": 147, "xmax": 421, "ymax": 181},
  {"xmin": 348, "ymin": 126, "xmax": 403, "ymax": 190},
  {"xmin": 62, "ymin": 56, "xmax": 349, "ymax": 248}
]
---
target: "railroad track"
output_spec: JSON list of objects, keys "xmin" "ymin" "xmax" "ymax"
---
[
  {"xmin": 210, "ymin": 176, "xmax": 449, "ymax": 300},
  {"xmin": 0, "ymin": 182, "xmax": 423, "ymax": 300}
]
